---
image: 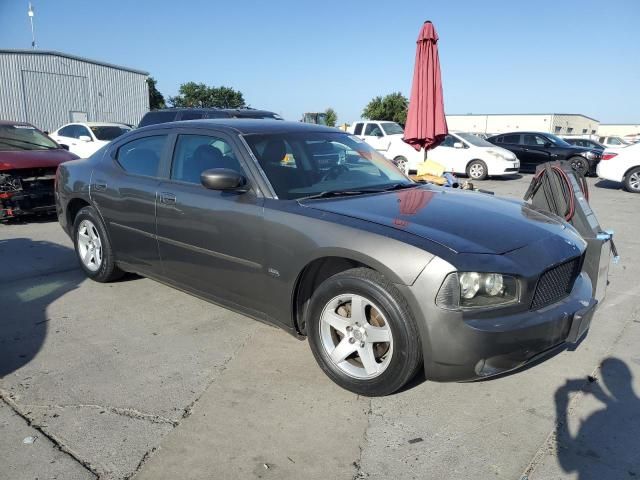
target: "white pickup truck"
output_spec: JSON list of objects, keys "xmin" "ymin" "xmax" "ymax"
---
[{"xmin": 348, "ymin": 121, "xmax": 424, "ymax": 173}]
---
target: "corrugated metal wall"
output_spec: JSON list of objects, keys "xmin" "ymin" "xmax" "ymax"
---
[{"xmin": 0, "ymin": 52, "xmax": 149, "ymax": 131}]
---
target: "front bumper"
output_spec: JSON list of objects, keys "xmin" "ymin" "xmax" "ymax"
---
[
  {"xmin": 489, "ymin": 159, "xmax": 520, "ymax": 176},
  {"xmin": 399, "ymin": 268, "xmax": 595, "ymax": 382},
  {"xmin": 0, "ymin": 190, "xmax": 56, "ymax": 220}
]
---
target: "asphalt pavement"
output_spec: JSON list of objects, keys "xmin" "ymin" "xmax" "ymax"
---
[{"xmin": 1, "ymin": 174, "xmax": 638, "ymax": 480}]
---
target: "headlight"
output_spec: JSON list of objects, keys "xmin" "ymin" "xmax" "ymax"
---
[
  {"xmin": 486, "ymin": 149, "xmax": 508, "ymax": 160},
  {"xmin": 436, "ymin": 272, "xmax": 519, "ymax": 310}
]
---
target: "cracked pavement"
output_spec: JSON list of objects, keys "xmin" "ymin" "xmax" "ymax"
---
[{"xmin": 1, "ymin": 175, "xmax": 639, "ymax": 479}]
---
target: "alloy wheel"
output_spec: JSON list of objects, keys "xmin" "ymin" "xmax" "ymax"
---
[
  {"xmin": 629, "ymin": 171, "xmax": 640, "ymax": 191},
  {"xmin": 319, "ymin": 294, "xmax": 393, "ymax": 379},
  {"xmin": 469, "ymin": 163, "xmax": 484, "ymax": 179},
  {"xmin": 77, "ymin": 219, "xmax": 103, "ymax": 272}
]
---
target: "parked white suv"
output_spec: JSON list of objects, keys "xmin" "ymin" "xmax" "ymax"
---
[
  {"xmin": 597, "ymin": 143, "xmax": 640, "ymax": 193},
  {"xmin": 50, "ymin": 122, "xmax": 131, "ymax": 158},
  {"xmin": 348, "ymin": 121, "xmax": 423, "ymax": 172},
  {"xmin": 598, "ymin": 136, "xmax": 631, "ymax": 149},
  {"xmin": 426, "ymin": 132, "xmax": 520, "ymax": 180}
]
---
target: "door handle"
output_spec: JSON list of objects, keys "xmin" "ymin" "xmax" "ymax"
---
[
  {"xmin": 92, "ymin": 181, "xmax": 107, "ymax": 192},
  {"xmin": 159, "ymin": 192, "xmax": 176, "ymax": 205}
]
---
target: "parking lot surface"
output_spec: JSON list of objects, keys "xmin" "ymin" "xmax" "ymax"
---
[{"xmin": 1, "ymin": 175, "xmax": 638, "ymax": 480}]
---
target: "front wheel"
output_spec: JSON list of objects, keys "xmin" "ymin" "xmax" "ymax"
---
[
  {"xmin": 467, "ymin": 160, "xmax": 488, "ymax": 180},
  {"xmin": 624, "ymin": 167, "xmax": 640, "ymax": 193},
  {"xmin": 73, "ymin": 206, "xmax": 123, "ymax": 282},
  {"xmin": 569, "ymin": 156, "xmax": 589, "ymax": 176},
  {"xmin": 307, "ymin": 268, "xmax": 422, "ymax": 396},
  {"xmin": 393, "ymin": 156, "xmax": 408, "ymax": 173}
]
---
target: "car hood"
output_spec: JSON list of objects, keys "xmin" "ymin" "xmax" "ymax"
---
[
  {"xmin": 303, "ymin": 187, "xmax": 568, "ymax": 254},
  {"xmin": 0, "ymin": 148, "xmax": 78, "ymax": 170}
]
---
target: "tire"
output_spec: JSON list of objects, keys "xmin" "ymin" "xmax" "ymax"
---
[
  {"xmin": 393, "ymin": 156, "xmax": 408, "ymax": 173},
  {"xmin": 73, "ymin": 206, "xmax": 124, "ymax": 282},
  {"xmin": 306, "ymin": 267, "xmax": 422, "ymax": 396},
  {"xmin": 624, "ymin": 166, "xmax": 640, "ymax": 193},
  {"xmin": 466, "ymin": 160, "xmax": 488, "ymax": 180},
  {"xmin": 568, "ymin": 156, "xmax": 589, "ymax": 177}
]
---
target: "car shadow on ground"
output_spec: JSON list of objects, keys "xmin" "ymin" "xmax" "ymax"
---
[
  {"xmin": 593, "ymin": 179, "xmax": 622, "ymax": 191},
  {"xmin": 0, "ymin": 213, "xmax": 59, "ymax": 225},
  {"xmin": 0, "ymin": 238, "xmax": 82, "ymax": 379},
  {"xmin": 554, "ymin": 357, "xmax": 640, "ymax": 479}
]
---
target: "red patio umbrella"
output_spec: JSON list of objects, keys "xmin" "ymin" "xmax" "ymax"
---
[{"xmin": 403, "ymin": 21, "xmax": 448, "ymax": 152}]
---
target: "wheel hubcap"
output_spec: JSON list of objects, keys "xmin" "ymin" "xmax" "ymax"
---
[
  {"xmin": 319, "ymin": 294, "xmax": 393, "ymax": 379},
  {"xmin": 77, "ymin": 219, "xmax": 103, "ymax": 272},
  {"xmin": 470, "ymin": 164, "xmax": 484, "ymax": 178},
  {"xmin": 629, "ymin": 172, "xmax": 640, "ymax": 191}
]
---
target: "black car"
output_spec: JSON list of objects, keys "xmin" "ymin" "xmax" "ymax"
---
[
  {"xmin": 487, "ymin": 132, "xmax": 601, "ymax": 175},
  {"xmin": 138, "ymin": 107, "xmax": 282, "ymax": 128},
  {"xmin": 564, "ymin": 138, "xmax": 606, "ymax": 151},
  {"xmin": 55, "ymin": 120, "xmax": 597, "ymax": 396}
]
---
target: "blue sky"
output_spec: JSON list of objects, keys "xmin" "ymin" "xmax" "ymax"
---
[{"xmin": 1, "ymin": 0, "xmax": 639, "ymax": 124}]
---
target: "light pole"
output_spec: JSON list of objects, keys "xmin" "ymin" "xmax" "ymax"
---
[{"xmin": 28, "ymin": 2, "xmax": 36, "ymax": 49}]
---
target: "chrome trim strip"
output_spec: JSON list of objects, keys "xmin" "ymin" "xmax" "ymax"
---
[{"xmin": 110, "ymin": 221, "xmax": 156, "ymax": 239}]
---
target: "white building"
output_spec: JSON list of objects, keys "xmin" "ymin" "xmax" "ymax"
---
[
  {"xmin": 597, "ymin": 124, "xmax": 640, "ymax": 137},
  {"xmin": 446, "ymin": 113, "xmax": 600, "ymax": 136}
]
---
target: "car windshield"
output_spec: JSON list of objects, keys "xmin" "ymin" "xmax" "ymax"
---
[
  {"xmin": 381, "ymin": 123, "xmax": 404, "ymax": 135},
  {"xmin": 0, "ymin": 124, "xmax": 59, "ymax": 151},
  {"xmin": 544, "ymin": 133, "xmax": 571, "ymax": 147},
  {"xmin": 243, "ymin": 132, "xmax": 413, "ymax": 200},
  {"xmin": 90, "ymin": 125, "xmax": 131, "ymax": 141},
  {"xmin": 455, "ymin": 132, "xmax": 494, "ymax": 147}
]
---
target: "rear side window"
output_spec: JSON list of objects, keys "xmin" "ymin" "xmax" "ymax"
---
[
  {"xmin": 353, "ymin": 123, "xmax": 364, "ymax": 135},
  {"xmin": 502, "ymin": 134, "xmax": 521, "ymax": 144},
  {"xmin": 364, "ymin": 123, "xmax": 383, "ymax": 136},
  {"xmin": 179, "ymin": 111, "xmax": 206, "ymax": 121},
  {"xmin": 116, "ymin": 135, "xmax": 167, "ymax": 177},
  {"xmin": 138, "ymin": 111, "xmax": 177, "ymax": 127}
]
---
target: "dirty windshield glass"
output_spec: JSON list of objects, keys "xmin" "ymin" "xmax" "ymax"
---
[
  {"xmin": 90, "ymin": 125, "xmax": 131, "ymax": 141},
  {"xmin": 0, "ymin": 124, "xmax": 58, "ymax": 151},
  {"xmin": 243, "ymin": 132, "xmax": 411, "ymax": 200}
]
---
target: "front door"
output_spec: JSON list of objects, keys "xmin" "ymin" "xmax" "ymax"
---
[
  {"xmin": 362, "ymin": 123, "xmax": 390, "ymax": 153},
  {"xmin": 522, "ymin": 133, "xmax": 553, "ymax": 170},
  {"xmin": 427, "ymin": 134, "xmax": 468, "ymax": 174},
  {"xmin": 90, "ymin": 132, "xmax": 169, "ymax": 274},
  {"xmin": 155, "ymin": 130, "xmax": 267, "ymax": 313}
]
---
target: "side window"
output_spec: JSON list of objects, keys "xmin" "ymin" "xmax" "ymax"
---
[
  {"xmin": 502, "ymin": 134, "xmax": 521, "ymax": 144},
  {"xmin": 171, "ymin": 134, "xmax": 243, "ymax": 184},
  {"xmin": 524, "ymin": 134, "xmax": 546, "ymax": 146},
  {"xmin": 58, "ymin": 125, "xmax": 76, "ymax": 138},
  {"xmin": 138, "ymin": 111, "xmax": 177, "ymax": 127},
  {"xmin": 353, "ymin": 123, "xmax": 364, "ymax": 135},
  {"xmin": 364, "ymin": 123, "xmax": 383, "ymax": 136},
  {"xmin": 76, "ymin": 125, "xmax": 92, "ymax": 139},
  {"xmin": 440, "ymin": 135, "xmax": 457, "ymax": 147},
  {"xmin": 180, "ymin": 111, "xmax": 205, "ymax": 121},
  {"xmin": 116, "ymin": 135, "xmax": 167, "ymax": 177},
  {"xmin": 493, "ymin": 136, "xmax": 503, "ymax": 144}
]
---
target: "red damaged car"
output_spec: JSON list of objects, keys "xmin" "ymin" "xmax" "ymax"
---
[{"xmin": 0, "ymin": 121, "xmax": 78, "ymax": 221}]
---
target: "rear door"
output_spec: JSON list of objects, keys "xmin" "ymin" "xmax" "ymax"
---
[
  {"xmin": 154, "ymin": 128, "xmax": 267, "ymax": 313},
  {"xmin": 497, "ymin": 134, "xmax": 526, "ymax": 168},
  {"xmin": 363, "ymin": 122, "xmax": 390, "ymax": 152},
  {"xmin": 90, "ymin": 131, "xmax": 170, "ymax": 274}
]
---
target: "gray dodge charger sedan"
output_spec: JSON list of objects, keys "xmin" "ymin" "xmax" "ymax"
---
[{"xmin": 56, "ymin": 120, "xmax": 597, "ymax": 396}]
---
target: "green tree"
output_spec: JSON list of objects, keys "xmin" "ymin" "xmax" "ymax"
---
[
  {"xmin": 324, "ymin": 107, "xmax": 337, "ymax": 127},
  {"xmin": 147, "ymin": 76, "xmax": 165, "ymax": 110},
  {"xmin": 168, "ymin": 82, "xmax": 246, "ymax": 108},
  {"xmin": 362, "ymin": 92, "xmax": 408, "ymax": 125}
]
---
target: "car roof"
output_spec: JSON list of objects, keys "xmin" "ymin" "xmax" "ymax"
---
[
  {"xmin": 62, "ymin": 122, "xmax": 130, "ymax": 127},
  {"xmin": 137, "ymin": 119, "xmax": 341, "ymax": 135},
  {"xmin": 0, "ymin": 120, "xmax": 36, "ymax": 127},
  {"xmin": 147, "ymin": 107, "xmax": 278, "ymax": 115}
]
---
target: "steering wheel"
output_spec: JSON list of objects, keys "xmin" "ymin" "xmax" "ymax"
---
[{"xmin": 321, "ymin": 164, "xmax": 350, "ymax": 182}]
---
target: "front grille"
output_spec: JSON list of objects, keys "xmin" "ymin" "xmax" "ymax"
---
[{"xmin": 530, "ymin": 256, "xmax": 582, "ymax": 310}]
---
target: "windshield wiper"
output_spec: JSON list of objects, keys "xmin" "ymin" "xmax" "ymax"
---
[
  {"xmin": 297, "ymin": 189, "xmax": 381, "ymax": 201},
  {"xmin": 0, "ymin": 137, "xmax": 56, "ymax": 150},
  {"xmin": 376, "ymin": 183, "xmax": 419, "ymax": 192}
]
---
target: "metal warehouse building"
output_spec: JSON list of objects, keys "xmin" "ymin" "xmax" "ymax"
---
[
  {"xmin": 0, "ymin": 49, "xmax": 149, "ymax": 132},
  {"xmin": 446, "ymin": 113, "xmax": 600, "ymax": 136}
]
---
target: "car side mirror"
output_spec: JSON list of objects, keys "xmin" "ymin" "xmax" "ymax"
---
[
  {"xmin": 201, "ymin": 168, "xmax": 248, "ymax": 191},
  {"xmin": 453, "ymin": 142, "xmax": 464, "ymax": 149},
  {"xmin": 544, "ymin": 142, "xmax": 553, "ymax": 148},
  {"xmin": 79, "ymin": 135, "xmax": 92, "ymax": 142}
]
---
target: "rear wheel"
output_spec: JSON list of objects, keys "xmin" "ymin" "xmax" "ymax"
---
[
  {"xmin": 307, "ymin": 268, "xmax": 422, "ymax": 396},
  {"xmin": 73, "ymin": 206, "xmax": 123, "ymax": 282},
  {"xmin": 569, "ymin": 156, "xmax": 589, "ymax": 176},
  {"xmin": 467, "ymin": 160, "xmax": 488, "ymax": 180},
  {"xmin": 624, "ymin": 167, "xmax": 640, "ymax": 193}
]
